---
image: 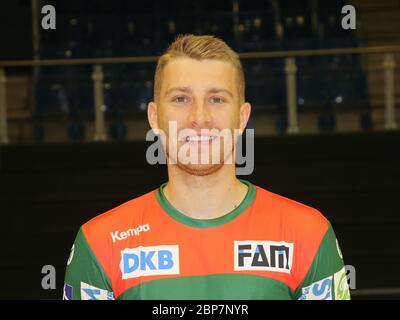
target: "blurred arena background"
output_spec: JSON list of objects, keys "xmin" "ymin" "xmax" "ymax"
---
[{"xmin": 0, "ymin": 0, "xmax": 399, "ymax": 299}]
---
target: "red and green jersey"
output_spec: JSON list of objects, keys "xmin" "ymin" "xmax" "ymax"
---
[{"xmin": 63, "ymin": 179, "xmax": 350, "ymax": 300}]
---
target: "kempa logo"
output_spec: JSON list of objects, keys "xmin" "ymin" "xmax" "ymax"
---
[
  {"xmin": 110, "ymin": 224, "xmax": 150, "ymax": 243},
  {"xmin": 234, "ymin": 240, "xmax": 294, "ymax": 273}
]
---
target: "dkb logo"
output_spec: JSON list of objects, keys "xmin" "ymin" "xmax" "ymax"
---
[{"xmin": 120, "ymin": 245, "xmax": 180, "ymax": 279}]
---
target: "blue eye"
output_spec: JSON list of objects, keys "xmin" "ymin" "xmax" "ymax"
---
[
  {"xmin": 174, "ymin": 96, "xmax": 189, "ymax": 103},
  {"xmin": 210, "ymin": 96, "xmax": 224, "ymax": 104}
]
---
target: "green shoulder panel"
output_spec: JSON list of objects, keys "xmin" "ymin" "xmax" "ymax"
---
[
  {"xmin": 294, "ymin": 222, "xmax": 351, "ymax": 300},
  {"xmin": 63, "ymin": 228, "xmax": 114, "ymax": 300}
]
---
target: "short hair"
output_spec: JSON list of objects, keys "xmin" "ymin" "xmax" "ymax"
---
[{"xmin": 154, "ymin": 34, "xmax": 245, "ymax": 104}]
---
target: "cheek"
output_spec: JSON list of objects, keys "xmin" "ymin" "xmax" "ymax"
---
[
  {"xmin": 158, "ymin": 110, "xmax": 187, "ymax": 137},
  {"xmin": 219, "ymin": 110, "xmax": 240, "ymax": 129}
]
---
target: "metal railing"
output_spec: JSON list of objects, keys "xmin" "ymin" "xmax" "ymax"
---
[{"xmin": 0, "ymin": 45, "xmax": 399, "ymax": 144}]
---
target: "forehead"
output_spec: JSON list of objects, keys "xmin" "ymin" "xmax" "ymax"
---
[{"xmin": 161, "ymin": 58, "xmax": 237, "ymax": 92}]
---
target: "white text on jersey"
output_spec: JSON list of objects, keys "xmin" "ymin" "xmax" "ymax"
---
[{"xmin": 110, "ymin": 224, "xmax": 150, "ymax": 243}]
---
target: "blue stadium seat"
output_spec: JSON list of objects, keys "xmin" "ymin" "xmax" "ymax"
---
[
  {"xmin": 275, "ymin": 116, "xmax": 288, "ymax": 135},
  {"xmin": 318, "ymin": 112, "xmax": 337, "ymax": 132},
  {"xmin": 109, "ymin": 122, "xmax": 128, "ymax": 141},
  {"xmin": 32, "ymin": 125, "xmax": 45, "ymax": 143},
  {"xmin": 360, "ymin": 112, "xmax": 373, "ymax": 131},
  {"xmin": 67, "ymin": 123, "xmax": 86, "ymax": 142}
]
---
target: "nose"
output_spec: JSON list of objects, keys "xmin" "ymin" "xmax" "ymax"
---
[{"xmin": 188, "ymin": 100, "xmax": 212, "ymax": 128}]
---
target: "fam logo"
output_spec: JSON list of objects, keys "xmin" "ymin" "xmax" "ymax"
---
[
  {"xmin": 299, "ymin": 267, "xmax": 351, "ymax": 300},
  {"xmin": 234, "ymin": 241, "xmax": 294, "ymax": 274},
  {"xmin": 80, "ymin": 282, "xmax": 114, "ymax": 300},
  {"xmin": 120, "ymin": 245, "xmax": 180, "ymax": 279}
]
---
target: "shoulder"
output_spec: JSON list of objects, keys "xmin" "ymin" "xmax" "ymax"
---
[
  {"xmin": 252, "ymin": 184, "xmax": 333, "ymax": 288},
  {"xmin": 254, "ymin": 184, "xmax": 330, "ymax": 237},
  {"xmin": 81, "ymin": 189, "xmax": 157, "ymax": 240}
]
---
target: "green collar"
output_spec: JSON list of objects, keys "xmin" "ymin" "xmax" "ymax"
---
[{"xmin": 155, "ymin": 179, "xmax": 256, "ymax": 228}]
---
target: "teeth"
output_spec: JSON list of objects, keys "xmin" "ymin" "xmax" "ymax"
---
[{"xmin": 186, "ymin": 136, "xmax": 214, "ymax": 142}]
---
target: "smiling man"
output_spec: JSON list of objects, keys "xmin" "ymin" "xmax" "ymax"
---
[{"xmin": 64, "ymin": 34, "xmax": 350, "ymax": 300}]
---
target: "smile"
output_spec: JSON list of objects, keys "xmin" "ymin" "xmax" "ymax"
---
[{"xmin": 185, "ymin": 135, "xmax": 217, "ymax": 142}]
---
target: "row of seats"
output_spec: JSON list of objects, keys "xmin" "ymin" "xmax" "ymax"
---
[
  {"xmin": 34, "ymin": 61, "xmax": 368, "ymax": 117},
  {"xmin": 41, "ymin": 0, "xmax": 355, "ymax": 58},
  {"xmin": 34, "ymin": 52, "xmax": 369, "ymax": 115},
  {"xmin": 40, "ymin": 13, "xmax": 353, "ymax": 58},
  {"xmin": 35, "ymin": 0, "xmax": 368, "ymax": 118}
]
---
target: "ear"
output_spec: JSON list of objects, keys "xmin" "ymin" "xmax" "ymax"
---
[
  {"xmin": 239, "ymin": 102, "xmax": 251, "ymax": 134},
  {"xmin": 147, "ymin": 101, "xmax": 159, "ymax": 131}
]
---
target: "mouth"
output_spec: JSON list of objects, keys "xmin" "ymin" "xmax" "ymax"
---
[{"xmin": 185, "ymin": 135, "xmax": 218, "ymax": 143}]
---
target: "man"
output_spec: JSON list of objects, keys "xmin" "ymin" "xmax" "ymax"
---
[{"xmin": 64, "ymin": 34, "xmax": 350, "ymax": 300}]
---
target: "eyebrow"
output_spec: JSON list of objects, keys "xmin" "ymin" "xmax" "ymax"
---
[
  {"xmin": 208, "ymin": 88, "xmax": 234, "ymax": 98},
  {"xmin": 164, "ymin": 87, "xmax": 192, "ymax": 96},
  {"xmin": 164, "ymin": 87, "xmax": 234, "ymax": 98}
]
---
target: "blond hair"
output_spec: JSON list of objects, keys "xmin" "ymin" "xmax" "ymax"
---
[{"xmin": 154, "ymin": 34, "xmax": 245, "ymax": 104}]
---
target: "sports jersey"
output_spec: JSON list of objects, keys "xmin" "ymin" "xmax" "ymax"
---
[{"xmin": 63, "ymin": 179, "xmax": 350, "ymax": 300}]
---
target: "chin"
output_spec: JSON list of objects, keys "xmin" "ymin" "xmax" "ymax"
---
[
  {"xmin": 166, "ymin": 145, "xmax": 236, "ymax": 176},
  {"xmin": 176, "ymin": 162, "xmax": 224, "ymax": 176}
]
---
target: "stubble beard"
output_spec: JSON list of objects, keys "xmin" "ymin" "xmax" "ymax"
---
[{"xmin": 166, "ymin": 136, "xmax": 236, "ymax": 177}]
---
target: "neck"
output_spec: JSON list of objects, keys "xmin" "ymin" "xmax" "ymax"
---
[{"xmin": 163, "ymin": 164, "xmax": 248, "ymax": 220}]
